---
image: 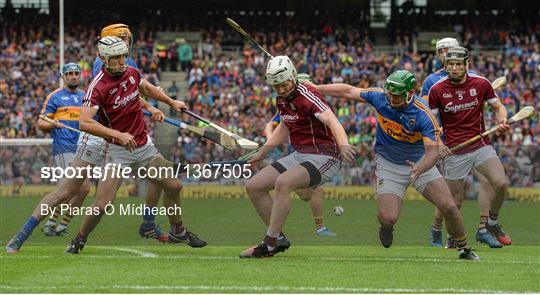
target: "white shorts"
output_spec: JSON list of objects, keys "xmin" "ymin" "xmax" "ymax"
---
[
  {"xmin": 75, "ymin": 132, "xmax": 106, "ymax": 166},
  {"xmin": 443, "ymin": 145, "xmax": 498, "ymax": 180},
  {"xmin": 271, "ymin": 151, "xmax": 341, "ymax": 188},
  {"xmin": 52, "ymin": 152, "xmax": 76, "ymax": 169},
  {"xmin": 106, "ymin": 136, "xmax": 159, "ymax": 168},
  {"xmin": 375, "ymin": 154, "xmax": 442, "ymax": 199}
]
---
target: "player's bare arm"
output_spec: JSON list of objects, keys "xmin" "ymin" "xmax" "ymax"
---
[
  {"xmin": 407, "ymin": 140, "xmax": 440, "ymax": 182},
  {"xmin": 489, "ymin": 99, "xmax": 510, "ymax": 133},
  {"xmin": 139, "ymin": 79, "xmax": 187, "ymax": 112},
  {"xmin": 80, "ymin": 106, "xmax": 136, "ymax": 151},
  {"xmin": 264, "ymin": 121, "xmax": 275, "ymax": 140},
  {"xmin": 315, "ymin": 109, "xmax": 356, "ymax": 163},
  {"xmin": 314, "ymin": 83, "xmax": 366, "ymax": 102},
  {"xmin": 36, "ymin": 116, "xmax": 62, "ymax": 132},
  {"xmin": 247, "ymin": 121, "xmax": 290, "ymax": 164},
  {"xmin": 139, "ymin": 98, "xmax": 165, "ymax": 122}
]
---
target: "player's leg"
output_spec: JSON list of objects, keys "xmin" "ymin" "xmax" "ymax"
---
[
  {"xmin": 377, "ymin": 193, "xmax": 403, "ymax": 248},
  {"xmin": 138, "ymin": 181, "xmax": 168, "ymax": 242},
  {"xmin": 240, "ymin": 164, "xmax": 285, "ymax": 258},
  {"xmin": 43, "ymin": 152, "xmax": 69, "ymax": 234},
  {"xmin": 419, "ymin": 177, "xmax": 479, "ymax": 260},
  {"xmin": 298, "ymin": 187, "xmax": 336, "ymax": 236},
  {"xmin": 54, "ymin": 178, "xmax": 91, "ymax": 236},
  {"xmin": 472, "ymin": 168, "xmax": 496, "ymax": 242},
  {"xmin": 6, "ymin": 158, "xmax": 93, "ymax": 253},
  {"xmin": 144, "ymin": 154, "xmax": 206, "ymax": 247},
  {"xmin": 266, "ymin": 164, "xmax": 312, "ymax": 245},
  {"xmin": 66, "ymin": 172, "xmax": 123, "ymax": 254},
  {"xmin": 373, "ymin": 155, "xmax": 409, "ymax": 248},
  {"xmin": 443, "ymin": 178, "xmax": 467, "ymax": 248},
  {"xmin": 245, "ymin": 165, "xmax": 281, "ymax": 226},
  {"xmin": 474, "ymin": 148, "xmax": 512, "ymax": 245},
  {"xmin": 242, "ymin": 153, "xmax": 340, "ymax": 258},
  {"xmin": 429, "ymin": 208, "xmax": 444, "ymax": 247}
]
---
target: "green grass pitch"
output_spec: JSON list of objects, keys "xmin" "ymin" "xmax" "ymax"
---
[{"xmin": 1, "ymin": 196, "xmax": 539, "ymax": 293}]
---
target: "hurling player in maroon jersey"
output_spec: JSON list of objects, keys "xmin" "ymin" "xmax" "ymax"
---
[
  {"xmin": 66, "ymin": 36, "xmax": 206, "ymax": 254},
  {"xmin": 429, "ymin": 46, "xmax": 512, "ymax": 247},
  {"xmin": 240, "ymin": 56, "xmax": 356, "ymax": 258}
]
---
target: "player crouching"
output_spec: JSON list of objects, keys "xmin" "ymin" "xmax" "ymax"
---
[{"xmin": 240, "ymin": 56, "xmax": 356, "ymax": 258}]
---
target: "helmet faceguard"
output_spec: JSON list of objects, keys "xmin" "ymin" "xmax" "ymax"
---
[
  {"xmin": 444, "ymin": 46, "xmax": 469, "ymax": 83},
  {"xmin": 98, "ymin": 36, "xmax": 129, "ymax": 76},
  {"xmin": 266, "ymin": 55, "xmax": 297, "ymax": 98},
  {"xmin": 383, "ymin": 70, "xmax": 416, "ymax": 109}
]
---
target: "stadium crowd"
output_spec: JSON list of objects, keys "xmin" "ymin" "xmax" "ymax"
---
[{"xmin": 0, "ymin": 9, "xmax": 538, "ymax": 188}]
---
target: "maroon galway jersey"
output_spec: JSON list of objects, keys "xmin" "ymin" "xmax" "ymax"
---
[
  {"xmin": 83, "ymin": 66, "xmax": 148, "ymax": 147},
  {"xmin": 428, "ymin": 73, "xmax": 499, "ymax": 154},
  {"xmin": 276, "ymin": 83, "xmax": 339, "ymax": 157}
]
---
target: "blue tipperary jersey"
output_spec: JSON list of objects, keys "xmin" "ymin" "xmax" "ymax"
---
[
  {"xmin": 359, "ymin": 89, "xmax": 441, "ymax": 165},
  {"xmin": 40, "ymin": 88, "xmax": 84, "ymax": 155},
  {"xmin": 271, "ymin": 111, "xmax": 281, "ymax": 126},
  {"xmin": 92, "ymin": 56, "xmax": 139, "ymax": 77},
  {"xmin": 421, "ymin": 69, "xmax": 477, "ymax": 98}
]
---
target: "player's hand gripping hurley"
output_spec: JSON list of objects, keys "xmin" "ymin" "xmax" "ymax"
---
[{"xmin": 450, "ymin": 106, "xmax": 534, "ymax": 153}]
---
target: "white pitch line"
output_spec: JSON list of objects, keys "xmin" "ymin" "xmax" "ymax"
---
[
  {"xmin": 1, "ymin": 253, "xmax": 538, "ymax": 265},
  {"xmin": 95, "ymin": 246, "xmax": 158, "ymax": 258},
  {"xmin": 0, "ymin": 284, "xmax": 533, "ymax": 293}
]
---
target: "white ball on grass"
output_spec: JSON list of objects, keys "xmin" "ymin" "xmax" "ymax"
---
[{"xmin": 333, "ymin": 206, "xmax": 344, "ymax": 216}]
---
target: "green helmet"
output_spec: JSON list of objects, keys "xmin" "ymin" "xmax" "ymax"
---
[
  {"xmin": 384, "ymin": 70, "xmax": 416, "ymax": 107},
  {"xmin": 297, "ymin": 73, "xmax": 314, "ymax": 83},
  {"xmin": 384, "ymin": 70, "xmax": 416, "ymax": 94}
]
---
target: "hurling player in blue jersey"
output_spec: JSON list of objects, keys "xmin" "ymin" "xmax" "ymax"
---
[
  {"xmin": 312, "ymin": 70, "xmax": 479, "ymax": 260},
  {"xmin": 37, "ymin": 62, "xmax": 90, "ymax": 237}
]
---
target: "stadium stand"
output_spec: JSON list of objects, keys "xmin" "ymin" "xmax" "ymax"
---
[{"xmin": 0, "ymin": 6, "xmax": 538, "ymax": 188}]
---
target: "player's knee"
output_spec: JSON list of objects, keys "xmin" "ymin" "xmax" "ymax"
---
[
  {"xmin": 274, "ymin": 176, "xmax": 294, "ymax": 194},
  {"xmin": 166, "ymin": 179, "xmax": 183, "ymax": 194},
  {"xmin": 377, "ymin": 211, "xmax": 398, "ymax": 226},
  {"xmin": 297, "ymin": 189, "xmax": 311, "ymax": 202},
  {"xmin": 438, "ymin": 201, "xmax": 459, "ymax": 219},
  {"xmin": 492, "ymin": 178, "xmax": 509, "ymax": 192},
  {"xmin": 245, "ymin": 178, "xmax": 265, "ymax": 196}
]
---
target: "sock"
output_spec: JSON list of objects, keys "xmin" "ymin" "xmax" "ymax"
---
[
  {"xmin": 478, "ymin": 215, "xmax": 488, "ymax": 233},
  {"xmin": 76, "ymin": 232, "xmax": 88, "ymax": 242},
  {"xmin": 454, "ymin": 236, "xmax": 468, "ymax": 251},
  {"xmin": 57, "ymin": 214, "xmax": 73, "ymax": 231},
  {"xmin": 263, "ymin": 232, "xmax": 278, "ymax": 250},
  {"xmin": 314, "ymin": 216, "xmax": 324, "ymax": 231},
  {"xmin": 143, "ymin": 206, "xmax": 156, "ymax": 224},
  {"xmin": 488, "ymin": 211, "xmax": 499, "ymax": 226},
  {"xmin": 171, "ymin": 222, "xmax": 186, "ymax": 236},
  {"xmin": 44, "ymin": 206, "xmax": 60, "ymax": 226},
  {"xmin": 432, "ymin": 217, "xmax": 443, "ymax": 231},
  {"xmin": 15, "ymin": 216, "xmax": 39, "ymax": 242}
]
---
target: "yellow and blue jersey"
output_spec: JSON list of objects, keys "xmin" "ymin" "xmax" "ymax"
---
[
  {"xmin": 271, "ymin": 111, "xmax": 281, "ymax": 126},
  {"xmin": 40, "ymin": 87, "xmax": 84, "ymax": 155},
  {"xmin": 359, "ymin": 89, "xmax": 441, "ymax": 165}
]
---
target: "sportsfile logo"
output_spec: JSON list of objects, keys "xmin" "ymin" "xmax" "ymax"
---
[{"xmin": 40, "ymin": 163, "xmax": 252, "ymax": 182}]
